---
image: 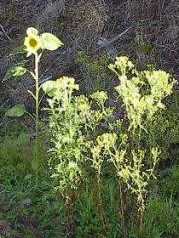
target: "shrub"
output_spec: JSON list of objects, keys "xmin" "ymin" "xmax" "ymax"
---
[{"xmin": 42, "ymin": 55, "xmax": 175, "ymax": 236}]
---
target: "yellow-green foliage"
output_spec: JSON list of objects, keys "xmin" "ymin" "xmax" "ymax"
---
[
  {"xmin": 42, "ymin": 77, "xmax": 113, "ymax": 197},
  {"xmin": 42, "ymin": 55, "xmax": 175, "ymax": 235},
  {"xmin": 108, "ymin": 56, "xmax": 175, "ymax": 224}
]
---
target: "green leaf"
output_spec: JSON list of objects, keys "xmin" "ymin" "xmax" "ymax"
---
[
  {"xmin": 5, "ymin": 104, "xmax": 26, "ymax": 117},
  {"xmin": 3, "ymin": 66, "xmax": 27, "ymax": 81},
  {"xmin": 42, "ymin": 80, "xmax": 57, "ymax": 97},
  {"xmin": 41, "ymin": 33, "xmax": 63, "ymax": 51},
  {"xmin": 10, "ymin": 66, "xmax": 27, "ymax": 77}
]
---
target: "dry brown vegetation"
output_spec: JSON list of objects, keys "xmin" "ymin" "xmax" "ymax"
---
[{"xmin": 0, "ymin": 0, "xmax": 179, "ymax": 107}]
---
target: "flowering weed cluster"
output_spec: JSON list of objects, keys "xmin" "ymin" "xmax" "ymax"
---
[{"xmin": 40, "ymin": 51, "xmax": 175, "ymax": 236}]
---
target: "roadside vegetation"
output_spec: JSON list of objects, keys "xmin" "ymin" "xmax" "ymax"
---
[{"xmin": 0, "ymin": 27, "xmax": 179, "ymax": 238}]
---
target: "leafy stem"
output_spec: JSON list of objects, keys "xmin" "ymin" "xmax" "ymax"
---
[{"xmin": 34, "ymin": 52, "xmax": 41, "ymax": 139}]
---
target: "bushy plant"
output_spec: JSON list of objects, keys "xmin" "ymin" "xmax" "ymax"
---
[
  {"xmin": 107, "ymin": 56, "xmax": 175, "ymax": 234},
  {"xmin": 42, "ymin": 77, "xmax": 84, "ymax": 196},
  {"xmin": 41, "ymin": 76, "xmax": 114, "ymax": 236},
  {"xmin": 41, "ymin": 55, "xmax": 175, "ymax": 237}
]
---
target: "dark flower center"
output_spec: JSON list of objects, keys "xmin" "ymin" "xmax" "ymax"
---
[{"xmin": 29, "ymin": 38, "xmax": 38, "ymax": 48}]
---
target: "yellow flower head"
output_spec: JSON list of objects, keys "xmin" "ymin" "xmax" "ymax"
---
[{"xmin": 24, "ymin": 27, "xmax": 41, "ymax": 56}]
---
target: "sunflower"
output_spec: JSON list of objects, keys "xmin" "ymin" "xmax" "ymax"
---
[{"xmin": 24, "ymin": 27, "xmax": 41, "ymax": 56}]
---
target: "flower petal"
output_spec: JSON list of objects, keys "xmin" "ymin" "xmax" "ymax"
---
[{"xmin": 26, "ymin": 27, "xmax": 39, "ymax": 36}]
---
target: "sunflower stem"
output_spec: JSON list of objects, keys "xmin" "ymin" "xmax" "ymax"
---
[
  {"xmin": 35, "ymin": 53, "xmax": 39, "ymax": 137},
  {"xmin": 34, "ymin": 52, "xmax": 40, "ymax": 161}
]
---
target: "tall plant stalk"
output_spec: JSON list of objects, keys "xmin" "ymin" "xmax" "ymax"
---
[
  {"xmin": 24, "ymin": 27, "xmax": 63, "ymax": 163},
  {"xmin": 34, "ymin": 53, "xmax": 41, "ymax": 139}
]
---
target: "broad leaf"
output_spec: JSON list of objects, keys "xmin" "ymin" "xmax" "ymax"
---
[
  {"xmin": 5, "ymin": 104, "xmax": 26, "ymax": 117},
  {"xmin": 42, "ymin": 80, "xmax": 57, "ymax": 97},
  {"xmin": 3, "ymin": 66, "xmax": 27, "ymax": 81},
  {"xmin": 41, "ymin": 33, "xmax": 63, "ymax": 51},
  {"xmin": 10, "ymin": 66, "xmax": 27, "ymax": 78}
]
